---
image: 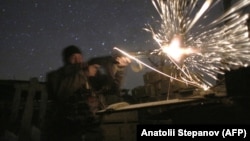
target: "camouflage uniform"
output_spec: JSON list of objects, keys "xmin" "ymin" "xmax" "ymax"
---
[{"xmin": 43, "ymin": 56, "xmax": 125, "ymax": 141}]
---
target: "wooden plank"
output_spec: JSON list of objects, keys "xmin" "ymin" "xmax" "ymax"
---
[
  {"xmin": 101, "ymin": 111, "xmax": 138, "ymax": 123},
  {"xmin": 19, "ymin": 79, "xmax": 38, "ymax": 141},
  {"xmin": 10, "ymin": 84, "xmax": 22, "ymax": 123},
  {"xmin": 97, "ymin": 95, "xmax": 206, "ymax": 114},
  {"xmin": 38, "ymin": 88, "xmax": 47, "ymax": 128}
]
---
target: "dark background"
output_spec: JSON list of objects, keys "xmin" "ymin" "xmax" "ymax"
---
[{"xmin": 0, "ymin": 0, "xmax": 160, "ymax": 90}]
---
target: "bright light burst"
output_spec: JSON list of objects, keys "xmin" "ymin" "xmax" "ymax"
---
[{"xmin": 115, "ymin": 0, "xmax": 250, "ymax": 90}]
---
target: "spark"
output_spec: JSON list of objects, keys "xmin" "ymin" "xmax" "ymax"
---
[
  {"xmin": 161, "ymin": 34, "xmax": 199, "ymax": 64},
  {"xmin": 116, "ymin": 0, "xmax": 250, "ymax": 90},
  {"xmin": 113, "ymin": 47, "xmax": 203, "ymax": 88}
]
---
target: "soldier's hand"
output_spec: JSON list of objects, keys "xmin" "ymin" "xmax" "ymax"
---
[{"xmin": 116, "ymin": 56, "xmax": 131, "ymax": 67}]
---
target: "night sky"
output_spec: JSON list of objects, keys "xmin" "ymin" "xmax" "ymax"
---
[
  {"xmin": 1, "ymin": 0, "xmax": 249, "ymax": 90},
  {"xmin": 0, "ymin": 0, "xmax": 159, "ymax": 89}
]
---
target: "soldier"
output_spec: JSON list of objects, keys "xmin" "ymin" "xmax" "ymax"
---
[{"xmin": 43, "ymin": 45, "xmax": 130, "ymax": 141}]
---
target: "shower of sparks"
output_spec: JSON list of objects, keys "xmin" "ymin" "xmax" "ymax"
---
[
  {"xmin": 114, "ymin": 47, "xmax": 204, "ymax": 88},
  {"xmin": 115, "ymin": 0, "xmax": 250, "ymax": 90}
]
